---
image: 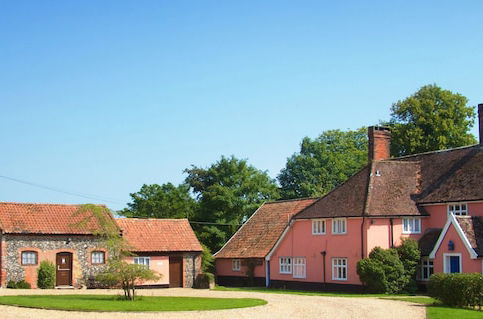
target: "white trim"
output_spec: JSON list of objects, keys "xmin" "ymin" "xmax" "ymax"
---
[
  {"xmin": 402, "ymin": 217, "xmax": 422, "ymax": 234},
  {"xmin": 279, "ymin": 257, "xmax": 292, "ymax": 274},
  {"xmin": 232, "ymin": 259, "xmax": 241, "ymax": 272},
  {"xmin": 312, "ymin": 219, "xmax": 326, "ymax": 235},
  {"xmin": 447, "ymin": 202, "xmax": 468, "ymax": 216},
  {"xmin": 292, "ymin": 257, "xmax": 306, "ymax": 279},
  {"xmin": 331, "ymin": 257, "xmax": 348, "ymax": 281},
  {"xmin": 214, "ymin": 202, "xmax": 266, "ymax": 257},
  {"xmin": 420, "ymin": 200, "xmax": 483, "ymax": 207},
  {"xmin": 443, "ymin": 253, "xmax": 462, "ymax": 273},
  {"xmin": 332, "ymin": 218, "xmax": 347, "ymax": 235},
  {"xmin": 429, "ymin": 213, "xmax": 478, "ymax": 259},
  {"xmin": 265, "ymin": 220, "xmax": 294, "ymax": 261}
]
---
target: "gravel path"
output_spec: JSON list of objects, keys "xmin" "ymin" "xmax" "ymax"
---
[{"xmin": 0, "ymin": 288, "xmax": 425, "ymax": 319}]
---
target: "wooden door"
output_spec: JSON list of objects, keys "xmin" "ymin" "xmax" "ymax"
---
[
  {"xmin": 169, "ymin": 257, "xmax": 183, "ymax": 287},
  {"xmin": 56, "ymin": 252, "xmax": 73, "ymax": 286}
]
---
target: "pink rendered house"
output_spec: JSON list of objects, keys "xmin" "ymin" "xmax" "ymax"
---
[{"xmin": 215, "ymin": 104, "xmax": 483, "ymax": 291}]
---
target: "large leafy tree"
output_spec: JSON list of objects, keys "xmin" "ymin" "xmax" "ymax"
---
[
  {"xmin": 185, "ymin": 155, "xmax": 279, "ymax": 252},
  {"xmin": 389, "ymin": 84, "xmax": 477, "ymax": 157},
  {"xmin": 121, "ymin": 183, "xmax": 196, "ymax": 219},
  {"xmin": 278, "ymin": 128, "xmax": 368, "ymax": 199}
]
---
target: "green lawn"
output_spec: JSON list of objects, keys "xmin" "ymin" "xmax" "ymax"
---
[
  {"xmin": 0, "ymin": 294, "xmax": 267, "ymax": 312},
  {"xmin": 214, "ymin": 286, "xmax": 400, "ymax": 297}
]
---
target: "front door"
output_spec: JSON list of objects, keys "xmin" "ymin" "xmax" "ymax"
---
[
  {"xmin": 449, "ymin": 256, "xmax": 460, "ymax": 273},
  {"xmin": 169, "ymin": 257, "xmax": 183, "ymax": 287},
  {"xmin": 56, "ymin": 252, "xmax": 73, "ymax": 286}
]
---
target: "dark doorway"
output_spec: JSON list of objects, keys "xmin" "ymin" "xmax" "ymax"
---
[
  {"xmin": 169, "ymin": 256, "xmax": 183, "ymax": 287},
  {"xmin": 56, "ymin": 252, "xmax": 73, "ymax": 286}
]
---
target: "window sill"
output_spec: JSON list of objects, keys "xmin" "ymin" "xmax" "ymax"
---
[
  {"xmin": 332, "ymin": 232, "xmax": 347, "ymax": 235},
  {"xmin": 332, "ymin": 278, "xmax": 348, "ymax": 281}
]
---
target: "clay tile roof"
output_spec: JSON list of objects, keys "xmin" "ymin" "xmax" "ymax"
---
[
  {"xmin": 398, "ymin": 145, "xmax": 483, "ymax": 204},
  {"xmin": 296, "ymin": 145, "xmax": 483, "ymax": 219},
  {"xmin": 455, "ymin": 216, "xmax": 483, "ymax": 256},
  {"xmin": 214, "ymin": 198, "xmax": 318, "ymax": 259},
  {"xmin": 0, "ymin": 202, "xmax": 114, "ymax": 235},
  {"xmin": 116, "ymin": 218, "xmax": 202, "ymax": 252},
  {"xmin": 418, "ymin": 228, "xmax": 442, "ymax": 256},
  {"xmin": 294, "ymin": 167, "xmax": 370, "ymax": 219}
]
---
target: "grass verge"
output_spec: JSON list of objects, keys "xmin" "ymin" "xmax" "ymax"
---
[
  {"xmin": 0, "ymin": 294, "xmax": 267, "ymax": 312},
  {"xmin": 214, "ymin": 286, "xmax": 400, "ymax": 297},
  {"xmin": 381, "ymin": 296, "xmax": 482, "ymax": 319}
]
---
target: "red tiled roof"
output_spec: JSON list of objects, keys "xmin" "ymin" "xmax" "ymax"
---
[
  {"xmin": 116, "ymin": 218, "xmax": 202, "ymax": 252},
  {"xmin": 0, "ymin": 202, "xmax": 115, "ymax": 234},
  {"xmin": 214, "ymin": 198, "xmax": 317, "ymax": 259}
]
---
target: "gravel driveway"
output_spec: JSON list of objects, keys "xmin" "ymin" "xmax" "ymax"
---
[{"xmin": 0, "ymin": 288, "xmax": 425, "ymax": 319}]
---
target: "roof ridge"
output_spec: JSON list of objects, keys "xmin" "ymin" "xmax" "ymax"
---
[
  {"xmin": 0, "ymin": 202, "xmax": 105, "ymax": 207},
  {"xmin": 265, "ymin": 197, "xmax": 320, "ymax": 204},
  {"xmin": 362, "ymin": 162, "xmax": 375, "ymax": 216},
  {"xmin": 116, "ymin": 217, "xmax": 188, "ymax": 221},
  {"xmin": 390, "ymin": 144, "xmax": 479, "ymax": 160}
]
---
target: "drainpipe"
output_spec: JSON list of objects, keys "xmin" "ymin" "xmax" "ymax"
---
[
  {"xmin": 321, "ymin": 251, "xmax": 326, "ymax": 285},
  {"xmin": 390, "ymin": 218, "xmax": 394, "ymax": 248},
  {"xmin": 265, "ymin": 261, "xmax": 270, "ymax": 287},
  {"xmin": 360, "ymin": 217, "xmax": 365, "ymax": 258}
]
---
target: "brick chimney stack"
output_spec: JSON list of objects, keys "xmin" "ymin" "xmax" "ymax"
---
[
  {"xmin": 368, "ymin": 126, "xmax": 391, "ymax": 161},
  {"xmin": 479, "ymin": 104, "xmax": 483, "ymax": 145}
]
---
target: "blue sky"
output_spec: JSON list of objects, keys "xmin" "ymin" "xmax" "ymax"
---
[{"xmin": 1, "ymin": 1, "xmax": 482, "ymax": 210}]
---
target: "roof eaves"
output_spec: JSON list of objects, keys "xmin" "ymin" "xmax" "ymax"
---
[{"xmin": 213, "ymin": 201, "xmax": 266, "ymax": 258}]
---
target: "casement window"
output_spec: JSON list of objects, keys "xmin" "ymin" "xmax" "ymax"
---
[
  {"xmin": 448, "ymin": 203, "xmax": 468, "ymax": 216},
  {"xmin": 232, "ymin": 259, "xmax": 241, "ymax": 271},
  {"xmin": 332, "ymin": 258, "xmax": 347, "ymax": 280},
  {"xmin": 332, "ymin": 218, "xmax": 347, "ymax": 234},
  {"xmin": 402, "ymin": 218, "xmax": 421, "ymax": 234},
  {"xmin": 21, "ymin": 251, "xmax": 38, "ymax": 265},
  {"xmin": 292, "ymin": 257, "xmax": 306, "ymax": 278},
  {"xmin": 420, "ymin": 257, "xmax": 434, "ymax": 280},
  {"xmin": 279, "ymin": 257, "xmax": 292, "ymax": 274},
  {"xmin": 312, "ymin": 219, "xmax": 326, "ymax": 235},
  {"xmin": 134, "ymin": 257, "xmax": 150, "ymax": 269},
  {"xmin": 91, "ymin": 251, "xmax": 105, "ymax": 264}
]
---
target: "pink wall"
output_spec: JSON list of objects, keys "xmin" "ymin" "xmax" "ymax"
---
[
  {"xmin": 432, "ymin": 224, "xmax": 482, "ymax": 274},
  {"xmin": 269, "ymin": 218, "xmax": 363, "ymax": 285},
  {"xmin": 125, "ymin": 256, "xmax": 169, "ymax": 285},
  {"xmin": 216, "ymin": 258, "xmax": 265, "ymax": 277},
  {"xmin": 423, "ymin": 202, "xmax": 483, "ymax": 229}
]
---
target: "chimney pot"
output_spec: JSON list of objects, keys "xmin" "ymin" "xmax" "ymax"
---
[
  {"xmin": 368, "ymin": 126, "xmax": 391, "ymax": 161},
  {"xmin": 478, "ymin": 104, "xmax": 483, "ymax": 145}
]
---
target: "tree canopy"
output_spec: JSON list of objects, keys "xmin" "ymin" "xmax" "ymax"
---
[
  {"xmin": 389, "ymin": 84, "xmax": 477, "ymax": 157},
  {"xmin": 185, "ymin": 155, "xmax": 279, "ymax": 252},
  {"xmin": 278, "ymin": 128, "xmax": 368, "ymax": 199},
  {"xmin": 121, "ymin": 183, "xmax": 196, "ymax": 219}
]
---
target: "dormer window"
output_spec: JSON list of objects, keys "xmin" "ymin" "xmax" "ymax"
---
[{"xmin": 448, "ymin": 203, "xmax": 468, "ymax": 216}]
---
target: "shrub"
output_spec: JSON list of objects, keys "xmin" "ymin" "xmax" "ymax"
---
[
  {"xmin": 395, "ymin": 238, "xmax": 420, "ymax": 293},
  {"xmin": 193, "ymin": 273, "xmax": 215, "ymax": 289},
  {"xmin": 201, "ymin": 244, "xmax": 214, "ymax": 273},
  {"xmin": 37, "ymin": 260, "xmax": 56, "ymax": 289},
  {"xmin": 7, "ymin": 280, "xmax": 31, "ymax": 289},
  {"xmin": 428, "ymin": 273, "xmax": 483, "ymax": 309},
  {"xmin": 357, "ymin": 247, "xmax": 407, "ymax": 293}
]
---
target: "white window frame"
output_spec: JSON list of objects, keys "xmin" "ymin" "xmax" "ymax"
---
[
  {"xmin": 443, "ymin": 253, "xmax": 462, "ymax": 274},
  {"xmin": 402, "ymin": 217, "xmax": 421, "ymax": 234},
  {"xmin": 91, "ymin": 251, "xmax": 105, "ymax": 264},
  {"xmin": 232, "ymin": 259, "xmax": 241, "ymax": 271},
  {"xmin": 448, "ymin": 203, "xmax": 468, "ymax": 216},
  {"xmin": 134, "ymin": 256, "xmax": 150, "ymax": 269},
  {"xmin": 292, "ymin": 257, "xmax": 306, "ymax": 279},
  {"xmin": 420, "ymin": 257, "xmax": 434, "ymax": 281},
  {"xmin": 332, "ymin": 257, "xmax": 348, "ymax": 281},
  {"xmin": 21, "ymin": 251, "xmax": 37, "ymax": 265},
  {"xmin": 279, "ymin": 257, "xmax": 292, "ymax": 274},
  {"xmin": 312, "ymin": 219, "xmax": 326, "ymax": 235},
  {"xmin": 332, "ymin": 218, "xmax": 347, "ymax": 234}
]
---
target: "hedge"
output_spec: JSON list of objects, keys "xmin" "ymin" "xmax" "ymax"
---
[
  {"xmin": 428, "ymin": 273, "xmax": 483, "ymax": 309},
  {"xmin": 7, "ymin": 280, "xmax": 31, "ymax": 289}
]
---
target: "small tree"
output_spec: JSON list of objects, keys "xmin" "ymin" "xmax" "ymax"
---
[
  {"xmin": 37, "ymin": 260, "xmax": 56, "ymax": 289},
  {"xmin": 96, "ymin": 259, "xmax": 159, "ymax": 300},
  {"xmin": 75, "ymin": 204, "xmax": 159, "ymax": 300},
  {"xmin": 201, "ymin": 243, "xmax": 214, "ymax": 273},
  {"xmin": 395, "ymin": 238, "xmax": 420, "ymax": 292}
]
